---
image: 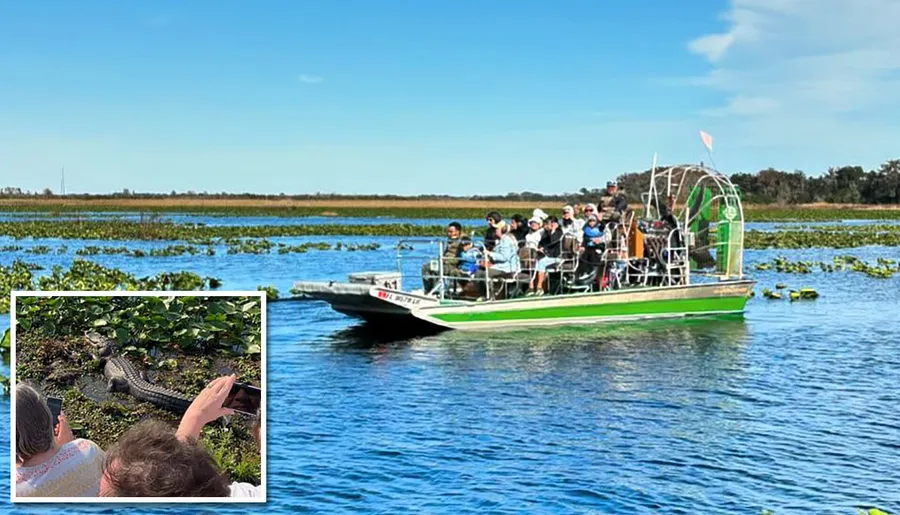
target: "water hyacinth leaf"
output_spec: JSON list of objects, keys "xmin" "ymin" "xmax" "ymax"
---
[{"xmin": 115, "ymin": 327, "xmax": 131, "ymax": 344}]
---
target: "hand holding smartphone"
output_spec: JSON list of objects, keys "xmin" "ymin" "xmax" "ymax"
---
[
  {"xmin": 223, "ymin": 383, "xmax": 261, "ymax": 416},
  {"xmin": 47, "ymin": 397, "xmax": 62, "ymax": 429}
]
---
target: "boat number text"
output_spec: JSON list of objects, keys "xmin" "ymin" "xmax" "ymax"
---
[{"xmin": 377, "ymin": 290, "xmax": 422, "ymax": 306}]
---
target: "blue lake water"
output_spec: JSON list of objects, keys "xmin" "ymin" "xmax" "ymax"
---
[{"xmin": 0, "ymin": 217, "xmax": 899, "ymax": 514}]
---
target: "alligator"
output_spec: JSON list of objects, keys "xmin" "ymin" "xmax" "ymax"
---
[{"xmin": 87, "ymin": 331, "xmax": 194, "ymax": 414}]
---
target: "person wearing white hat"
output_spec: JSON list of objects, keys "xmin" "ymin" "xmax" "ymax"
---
[
  {"xmin": 524, "ymin": 216, "xmax": 544, "ymax": 248},
  {"xmin": 560, "ymin": 205, "xmax": 584, "ymax": 244},
  {"xmin": 531, "ymin": 208, "xmax": 548, "ymax": 222}
]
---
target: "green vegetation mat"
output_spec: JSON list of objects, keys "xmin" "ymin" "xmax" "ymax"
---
[
  {"xmin": 2, "ymin": 204, "xmax": 900, "ymax": 220},
  {"xmin": 754, "ymin": 255, "xmax": 899, "ymax": 278},
  {"xmin": 2, "ymin": 220, "xmax": 900, "ymax": 249},
  {"xmin": 0, "ymin": 259, "xmax": 221, "ymax": 314},
  {"xmin": 15, "ymin": 295, "xmax": 262, "ymax": 484}
]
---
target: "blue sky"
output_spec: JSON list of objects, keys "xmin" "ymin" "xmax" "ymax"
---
[{"xmin": 2, "ymin": 0, "xmax": 898, "ymax": 195}]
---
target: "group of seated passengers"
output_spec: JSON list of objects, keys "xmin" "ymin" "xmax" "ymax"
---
[{"xmin": 422, "ymin": 181, "xmax": 630, "ymax": 298}]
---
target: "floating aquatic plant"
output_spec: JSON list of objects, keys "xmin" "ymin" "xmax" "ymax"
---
[
  {"xmin": 754, "ymin": 255, "xmax": 900, "ymax": 279},
  {"xmin": 257, "ymin": 285, "xmax": 279, "ymax": 300},
  {"xmin": 759, "ymin": 285, "xmax": 818, "ymax": 302},
  {"xmin": 0, "ymin": 259, "xmax": 221, "ymax": 314}
]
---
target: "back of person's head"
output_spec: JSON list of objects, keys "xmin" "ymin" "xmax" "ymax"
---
[
  {"xmin": 16, "ymin": 384, "xmax": 55, "ymax": 464},
  {"xmin": 102, "ymin": 420, "xmax": 228, "ymax": 497},
  {"xmin": 460, "ymin": 236, "xmax": 472, "ymax": 247},
  {"xmin": 486, "ymin": 211, "xmax": 502, "ymax": 223}
]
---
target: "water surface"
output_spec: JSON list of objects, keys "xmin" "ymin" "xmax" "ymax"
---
[{"xmin": 0, "ymin": 217, "xmax": 898, "ymax": 514}]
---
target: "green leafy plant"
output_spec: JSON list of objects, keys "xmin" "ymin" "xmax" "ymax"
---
[
  {"xmin": 0, "ymin": 259, "xmax": 222, "ymax": 314},
  {"xmin": 15, "ymin": 295, "xmax": 261, "ymax": 355}
]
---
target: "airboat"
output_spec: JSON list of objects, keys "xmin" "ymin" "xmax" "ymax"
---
[{"xmin": 293, "ymin": 163, "xmax": 755, "ymax": 331}]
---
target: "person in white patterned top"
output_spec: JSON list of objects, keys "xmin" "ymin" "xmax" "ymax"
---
[{"xmin": 15, "ymin": 384, "xmax": 105, "ymax": 497}]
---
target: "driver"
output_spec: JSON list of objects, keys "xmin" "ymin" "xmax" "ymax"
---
[
  {"xmin": 421, "ymin": 222, "xmax": 464, "ymax": 292},
  {"xmin": 599, "ymin": 181, "xmax": 628, "ymax": 224}
]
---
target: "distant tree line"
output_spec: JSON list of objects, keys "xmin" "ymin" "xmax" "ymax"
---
[
  {"xmin": 2, "ymin": 159, "xmax": 899, "ymax": 204},
  {"xmin": 613, "ymin": 159, "xmax": 900, "ymax": 206}
]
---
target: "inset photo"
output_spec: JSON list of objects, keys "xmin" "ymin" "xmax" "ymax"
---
[{"xmin": 10, "ymin": 292, "xmax": 265, "ymax": 503}]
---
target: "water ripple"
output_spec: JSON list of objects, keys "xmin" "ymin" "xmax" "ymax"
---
[{"xmin": 0, "ymin": 221, "xmax": 898, "ymax": 513}]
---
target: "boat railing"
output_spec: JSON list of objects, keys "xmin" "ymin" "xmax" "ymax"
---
[
  {"xmin": 399, "ymin": 237, "xmax": 501, "ymax": 300},
  {"xmin": 666, "ymin": 227, "xmax": 689, "ymax": 286}
]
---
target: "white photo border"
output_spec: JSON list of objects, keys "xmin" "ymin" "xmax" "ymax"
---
[{"xmin": 9, "ymin": 290, "xmax": 267, "ymax": 504}]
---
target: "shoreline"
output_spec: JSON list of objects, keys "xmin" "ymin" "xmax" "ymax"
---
[{"xmin": 2, "ymin": 198, "xmax": 900, "ymax": 211}]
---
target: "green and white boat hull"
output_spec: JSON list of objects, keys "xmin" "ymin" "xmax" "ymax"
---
[{"xmin": 368, "ymin": 280, "xmax": 754, "ymax": 331}]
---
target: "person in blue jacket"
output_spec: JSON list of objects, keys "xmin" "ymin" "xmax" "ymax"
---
[
  {"xmin": 578, "ymin": 213, "xmax": 605, "ymax": 278},
  {"xmin": 474, "ymin": 221, "xmax": 520, "ymax": 299}
]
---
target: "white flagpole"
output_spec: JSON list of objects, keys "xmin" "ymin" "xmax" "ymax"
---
[
  {"xmin": 699, "ymin": 130, "xmax": 718, "ymax": 171},
  {"xmin": 647, "ymin": 152, "xmax": 658, "ymax": 216},
  {"xmin": 663, "ymin": 152, "xmax": 671, "ymax": 199}
]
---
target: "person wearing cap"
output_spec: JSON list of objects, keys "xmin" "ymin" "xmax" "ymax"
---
[
  {"xmin": 457, "ymin": 237, "xmax": 480, "ymax": 276},
  {"xmin": 474, "ymin": 221, "xmax": 520, "ymax": 299},
  {"xmin": 582, "ymin": 214, "xmax": 604, "ymax": 249},
  {"xmin": 560, "ymin": 205, "xmax": 584, "ymax": 244},
  {"xmin": 599, "ymin": 181, "xmax": 628, "ymax": 223},
  {"xmin": 524, "ymin": 216, "xmax": 544, "ymax": 248}
]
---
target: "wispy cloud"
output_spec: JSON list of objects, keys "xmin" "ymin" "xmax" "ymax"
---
[
  {"xmin": 297, "ymin": 74, "xmax": 324, "ymax": 84},
  {"xmin": 686, "ymin": 0, "xmax": 900, "ymax": 115},
  {"xmin": 677, "ymin": 0, "xmax": 900, "ymax": 165}
]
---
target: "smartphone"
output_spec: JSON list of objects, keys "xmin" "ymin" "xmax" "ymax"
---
[
  {"xmin": 47, "ymin": 397, "xmax": 62, "ymax": 429},
  {"xmin": 223, "ymin": 383, "xmax": 261, "ymax": 416}
]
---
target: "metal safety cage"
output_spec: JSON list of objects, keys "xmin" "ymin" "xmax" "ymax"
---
[{"xmin": 642, "ymin": 163, "xmax": 746, "ymax": 282}]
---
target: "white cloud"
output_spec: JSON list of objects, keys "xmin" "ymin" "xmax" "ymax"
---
[
  {"xmin": 679, "ymin": 0, "xmax": 900, "ymax": 169},
  {"xmin": 687, "ymin": 0, "xmax": 900, "ymax": 113},
  {"xmin": 297, "ymin": 74, "xmax": 324, "ymax": 84}
]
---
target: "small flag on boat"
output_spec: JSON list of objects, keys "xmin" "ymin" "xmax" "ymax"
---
[{"xmin": 699, "ymin": 130, "xmax": 713, "ymax": 152}]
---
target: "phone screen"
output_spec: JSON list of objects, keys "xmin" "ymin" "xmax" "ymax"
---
[
  {"xmin": 47, "ymin": 397, "xmax": 62, "ymax": 429},
  {"xmin": 223, "ymin": 383, "xmax": 260, "ymax": 416}
]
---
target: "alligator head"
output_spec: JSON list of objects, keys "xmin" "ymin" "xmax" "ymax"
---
[{"xmin": 85, "ymin": 330, "xmax": 115, "ymax": 364}]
